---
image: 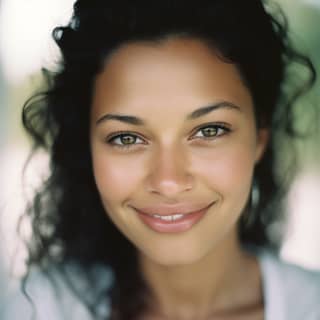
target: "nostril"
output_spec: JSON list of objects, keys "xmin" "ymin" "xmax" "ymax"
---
[
  {"xmin": 147, "ymin": 175, "xmax": 194, "ymax": 197},
  {"xmin": 146, "ymin": 147, "xmax": 193, "ymax": 195}
]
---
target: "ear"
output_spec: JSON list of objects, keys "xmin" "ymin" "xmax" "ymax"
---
[{"xmin": 255, "ymin": 128, "xmax": 269, "ymax": 164}]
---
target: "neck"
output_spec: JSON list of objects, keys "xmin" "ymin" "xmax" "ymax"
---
[{"xmin": 139, "ymin": 232, "xmax": 262, "ymax": 320}]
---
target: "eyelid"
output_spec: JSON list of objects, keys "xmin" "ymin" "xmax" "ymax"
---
[
  {"xmin": 189, "ymin": 122, "xmax": 231, "ymax": 140},
  {"xmin": 106, "ymin": 131, "xmax": 147, "ymax": 147}
]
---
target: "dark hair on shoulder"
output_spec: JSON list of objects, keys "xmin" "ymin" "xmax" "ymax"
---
[{"xmin": 21, "ymin": 0, "xmax": 316, "ymax": 319}]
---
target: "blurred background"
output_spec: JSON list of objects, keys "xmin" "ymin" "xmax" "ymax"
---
[{"xmin": 0, "ymin": 0, "xmax": 319, "ymax": 298}]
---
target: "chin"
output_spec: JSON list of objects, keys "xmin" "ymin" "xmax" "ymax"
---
[
  {"xmin": 147, "ymin": 253, "xmax": 203, "ymax": 267},
  {"xmin": 139, "ymin": 240, "xmax": 210, "ymax": 267}
]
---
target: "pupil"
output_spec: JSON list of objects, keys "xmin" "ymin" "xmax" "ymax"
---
[
  {"xmin": 203, "ymin": 127, "xmax": 217, "ymax": 137},
  {"xmin": 121, "ymin": 135, "xmax": 135, "ymax": 144}
]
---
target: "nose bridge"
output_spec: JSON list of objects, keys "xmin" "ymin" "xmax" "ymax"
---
[{"xmin": 147, "ymin": 143, "xmax": 193, "ymax": 196}]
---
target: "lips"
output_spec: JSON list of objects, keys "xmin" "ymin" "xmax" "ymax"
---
[
  {"xmin": 134, "ymin": 203, "xmax": 213, "ymax": 216},
  {"xmin": 132, "ymin": 202, "xmax": 214, "ymax": 233}
]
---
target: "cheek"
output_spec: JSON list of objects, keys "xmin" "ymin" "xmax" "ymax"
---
[
  {"xmin": 91, "ymin": 147, "xmax": 146, "ymax": 204},
  {"xmin": 194, "ymin": 143, "xmax": 256, "ymax": 200}
]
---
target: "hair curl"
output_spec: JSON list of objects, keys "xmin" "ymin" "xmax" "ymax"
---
[{"xmin": 21, "ymin": 0, "xmax": 316, "ymax": 319}]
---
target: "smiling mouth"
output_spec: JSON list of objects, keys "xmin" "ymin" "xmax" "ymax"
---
[{"xmin": 133, "ymin": 202, "xmax": 215, "ymax": 233}]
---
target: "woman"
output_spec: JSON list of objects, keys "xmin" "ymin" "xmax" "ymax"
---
[{"xmin": 3, "ymin": 0, "xmax": 320, "ymax": 319}]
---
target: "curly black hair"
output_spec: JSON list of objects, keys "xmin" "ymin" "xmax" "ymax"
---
[{"xmin": 21, "ymin": 0, "xmax": 316, "ymax": 319}]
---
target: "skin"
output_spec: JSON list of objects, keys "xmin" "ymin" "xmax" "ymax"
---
[{"xmin": 90, "ymin": 37, "xmax": 268, "ymax": 319}]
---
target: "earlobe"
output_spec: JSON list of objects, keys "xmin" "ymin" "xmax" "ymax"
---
[{"xmin": 255, "ymin": 128, "xmax": 269, "ymax": 163}]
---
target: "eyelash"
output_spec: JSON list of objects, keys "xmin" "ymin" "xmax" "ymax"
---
[{"xmin": 106, "ymin": 123, "xmax": 231, "ymax": 149}]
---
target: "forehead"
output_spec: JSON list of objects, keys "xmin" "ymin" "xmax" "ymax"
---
[{"xmin": 92, "ymin": 37, "xmax": 253, "ymax": 116}]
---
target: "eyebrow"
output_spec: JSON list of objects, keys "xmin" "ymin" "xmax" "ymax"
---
[{"xmin": 95, "ymin": 101, "xmax": 241, "ymax": 126}]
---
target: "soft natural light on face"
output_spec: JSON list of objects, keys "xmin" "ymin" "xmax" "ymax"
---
[
  {"xmin": 0, "ymin": 0, "xmax": 319, "ymax": 286},
  {"xmin": 0, "ymin": 0, "xmax": 75, "ymax": 84}
]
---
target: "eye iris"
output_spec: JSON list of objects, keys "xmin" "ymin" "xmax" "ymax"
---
[
  {"xmin": 121, "ymin": 135, "xmax": 136, "ymax": 144},
  {"xmin": 202, "ymin": 127, "xmax": 217, "ymax": 137}
]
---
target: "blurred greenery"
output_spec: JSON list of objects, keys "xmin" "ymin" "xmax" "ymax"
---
[{"xmin": 277, "ymin": 0, "xmax": 320, "ymax": 166}]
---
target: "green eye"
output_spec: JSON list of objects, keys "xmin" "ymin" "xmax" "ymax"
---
[
  {"xmin": 107, "ymin": 133, "xmax": 145, "ymax": 149},
  {"xmin": 120, "ymin": 135, "xmax": 136, "ymax": 145},
  {"xmin": 201, "ymin": 126, "xmax": 218, "ymax": 137},
  {"xmin": 193, "ymin": 124, "xmax": 230, "ymax": 140}
]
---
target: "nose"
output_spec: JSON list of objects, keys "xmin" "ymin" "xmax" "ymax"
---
[{"xmin": 146, "ymin": 145, "xmax": 194, "ymax": 198}]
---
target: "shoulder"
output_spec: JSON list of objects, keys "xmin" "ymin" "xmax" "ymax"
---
[
  {"xmin": 258, "ymin": 250, "xmax": 320, "ymax": 320},
  {"xmin": 1, "ymin": 264, "xmax": 113, "ymax": 320}
]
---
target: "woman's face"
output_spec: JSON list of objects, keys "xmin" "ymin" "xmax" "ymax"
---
[{"xmin": 90, "ymin": 37, "xmax": 267, "ymax": 266}]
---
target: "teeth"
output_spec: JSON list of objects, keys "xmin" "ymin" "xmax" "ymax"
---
[
  {"xmin": 152, "ymin": 214, "xmax": 185, "ymax": 221},
  {"xmin": 172, "ymin": 214, "xmax": 184, "ymax": 221}
]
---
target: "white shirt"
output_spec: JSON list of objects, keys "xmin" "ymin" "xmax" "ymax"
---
[
  {"xmin": 2, "ymin": 251, "xmax": 320, "ymax": 319},
  {"xmin": 258, "ymin": 251, "xmax": 320, "ymax": 320}
]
